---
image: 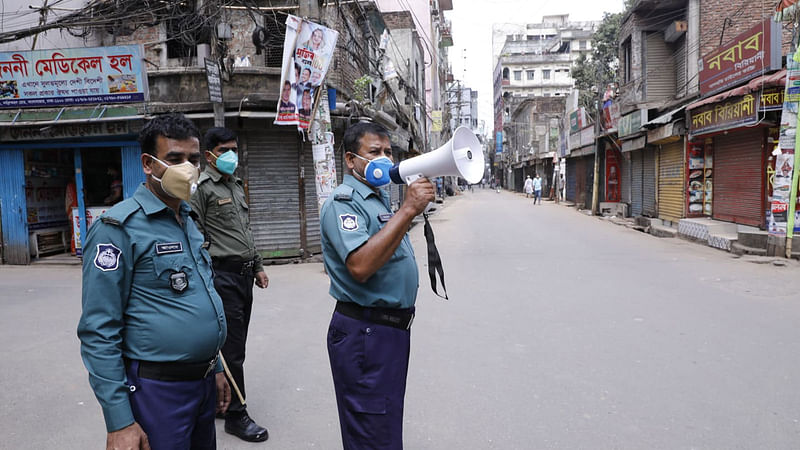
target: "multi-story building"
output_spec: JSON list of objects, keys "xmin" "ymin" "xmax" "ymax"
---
[
  {"xmin": 493, "ymin": 15, "xmax": 598, "ymax": 192},
  {"xmin": 448, "ymin": 84, "xmax": 477, "ymax": 132}
]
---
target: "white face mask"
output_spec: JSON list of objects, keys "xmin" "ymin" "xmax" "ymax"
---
[{"xmin": 147, "ymin": 154, "xmax": 200, "ymax": 200}]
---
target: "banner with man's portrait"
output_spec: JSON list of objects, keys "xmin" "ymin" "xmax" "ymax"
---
[{"xmin": 275, "ymin": 15, "xmax": 339, "ymax": 130}]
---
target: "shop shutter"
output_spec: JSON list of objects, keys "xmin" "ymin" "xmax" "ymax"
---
[
  {"xmin": 575, "ymin": 157, "xmax": 586, "ymax": 207},
  {"xmin": 585, "ymin": 154, "xmax": 595, "ymax": 209},
  {"xmin": 0, "ymin": 149, "xmax": 29, "ymax": 264},
  {"xmin": 675, "ymin": 36, "xmax": 687, "ymax": 98},
  {"xmin": 246, "ymin": 126, "xmax": 303, "ymax": 257},
  {"xmin": 631, "ymin": 150, "xmax": 643, "ymax": 216},
  {"xmin": 620, "ymin": 150, "xmax": 631, "ymax": 206},
  {"xmin": 566, "ymin": 157, "xmax": 577, "ymax": 202},
  {"xmin": 658, "ymin": 141, "xmax": 684, "ymax": 222},
  {"xmin": 713, "ymin": 130, "xmax": 764, "ymax": 227},
  {"xmin": 121, "ymin": 145, "xmax": 145, "ymax": 200},
  {"xmin": 303, "ymin": 142, "xmax": 322, "ymax": 254},
  {"xmin": 646, "ymin": 32, "xmax": 676, "ymax": 102},
  {"xmin": 643, "ymin": 147, "xmax": 657, "ymax": 216}
]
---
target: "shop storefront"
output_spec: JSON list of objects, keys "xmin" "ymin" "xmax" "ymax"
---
[
  {"xmin": 687, "ymin": 88, "xmax": 783, "ymax": 228},
  {"xmin": 619, "ymin": 109, "xmax": 656, "ymax": 217},
  {"xmin": 0, "ymin": 119, "xmax": 145, "ymax": 264}
]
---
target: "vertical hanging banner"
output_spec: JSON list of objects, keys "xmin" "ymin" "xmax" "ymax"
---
[
  {"xmin": 275, "ymin": 15, "xmax": 339, "ymax": 131},
  {"xmin": 769, "ymin": 55, "xmax": 800, "ymax": 235}
]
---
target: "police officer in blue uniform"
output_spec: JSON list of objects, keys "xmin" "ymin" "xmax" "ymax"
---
[
  {"xmin": 77, "ymin": 113, "xmax": 230, "ymax": 450},
  {"xmin": 320, "ymin": 121, "xmax": 435, "ymax": 449}
]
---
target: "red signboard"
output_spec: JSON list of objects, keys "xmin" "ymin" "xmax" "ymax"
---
[{"xmin": 698, "ymin": 19, "xmax": 782, "ymax": 96}]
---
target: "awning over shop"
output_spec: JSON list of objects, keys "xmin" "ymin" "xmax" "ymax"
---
[
  {"xmin": 569, "ymin": 145, "xmax": 595, "ymax": 157},
  {"xmin": 0, "ymin": 105, "xmax": 143, "ymax": 127},
  {"xmin": 621, "ymin": 135, "xmax": 647, "ymax": 152},
  {"xmin": 687, "ymin": 69, "xmax": 786, "ymax": 111},
  {"xmin": 643, "ymin": 105, "xmax": 686, "ymax": 128}
]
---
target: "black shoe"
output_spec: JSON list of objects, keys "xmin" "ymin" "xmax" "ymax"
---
[
  {"xmin": 225, "ymin": 411, "xmax": 269, "ymax": 442},
  {"xmin": 215, "ymin": 411, "xmax": 226, "ymax": 420}
]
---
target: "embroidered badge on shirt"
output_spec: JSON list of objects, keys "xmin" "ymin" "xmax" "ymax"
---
[
  {"xmin": 94, "ymin": 244, "xmax": 121, "ymax": 272},
  {"xmin": 218, "ymin": 198, "xmax": 233, "ymax": 205},
  {"xmin": 378, "ymin": 213, "xmax": 394, "ymax": 223},
  {"xmin": 156, "ymin": 242, "xmax": 183, "ymax": 254},
  {"xmin": 169, "ymin": 271, "xmax": 189, "ymax": 293},
  {"xmin": 339, "ymin": 214, "xmax": 359, "ymax": 231}
]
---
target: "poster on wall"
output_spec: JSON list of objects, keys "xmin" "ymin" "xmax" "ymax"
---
[
  {"xmin": 605, "ymin": 148, "xmax": 620, "ymax": 202},
  {"xmin": 769, "ymin": 55, "xmax": 800, "ymax": 235},
  {"xmin": 312, "ymin": 133, "xmax": 337, "ymax": 211},
  {"xmin": 0, "ymin": 45, "xmax": 148, "ymax": 108},
  {"xmin": 71, "ymin": 207, "xmax": 108, "ymax": 256},
  {"xmin": 275, "ymin": 15, "xmax": 339, "ymax": 131}
]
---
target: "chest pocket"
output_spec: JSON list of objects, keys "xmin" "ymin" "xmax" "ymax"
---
[
  {"xmin": 152, "ymin": 252, "xmax": 193, "ymax": 279},
  {"xmin": 211, "ymin": 198, "xmax": 238, "ymax": 225}
]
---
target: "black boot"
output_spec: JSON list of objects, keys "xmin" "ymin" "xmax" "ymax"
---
[{"xmin": 224, "ymin": 410, "xmax": 269, "ymax": 442}]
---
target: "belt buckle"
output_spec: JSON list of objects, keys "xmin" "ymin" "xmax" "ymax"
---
[{"xmin": 204, "ymin": 354, "xmax": 219, "ymax": 378}]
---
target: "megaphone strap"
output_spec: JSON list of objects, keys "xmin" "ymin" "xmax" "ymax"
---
[{"xmin": 422, "ymin": 213, "xmax": 448, "ymax": 300}]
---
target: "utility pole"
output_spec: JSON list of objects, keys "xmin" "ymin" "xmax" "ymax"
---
[
  {"xmin": 591, "ymin": 95, "xmax": 601, "ymax": 215},
  {"xmin": 30, "ymin": 0, "xmax": 50, "ymax": 51}
]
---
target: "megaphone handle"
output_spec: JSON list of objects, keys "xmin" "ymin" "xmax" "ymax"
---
[{"xmin": 405, "ymin": 173, "xmax": 423, "ymax": 184}]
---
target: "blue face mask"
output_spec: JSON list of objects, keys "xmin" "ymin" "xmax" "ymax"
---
[
  {"xmin": 211, "ymin": 150, "xmax": 238, "ymax": 175},
  {"xmin": 351, "ymin": 153, "xmax": 393, "ymax": 187}
]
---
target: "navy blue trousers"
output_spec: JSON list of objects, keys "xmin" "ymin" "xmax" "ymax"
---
[
  {"xmin": 327, "ymin": 310, "xmax": 411, "ymax": 450},
  {"xmin": 125, "ymin": 361, "xmax": 217, "ymax": 450}
]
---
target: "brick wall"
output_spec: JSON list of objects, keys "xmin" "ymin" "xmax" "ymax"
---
[
  {"xmin": 699, "ymin": 0, "xmax": 791, "ymax": 58},
  {"xmin": 383, "ymin": 11, "xmax": 415, "ymax": 30}
]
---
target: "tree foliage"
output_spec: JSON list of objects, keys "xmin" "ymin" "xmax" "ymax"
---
[{"xmin": 572, "ymin": 3, "xmax": 632, "ymax": 114}]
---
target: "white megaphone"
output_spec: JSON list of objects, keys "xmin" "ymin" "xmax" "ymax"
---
[{"xmin": 389, "ymin": 126, "xmax": 485, "ymax": 185}]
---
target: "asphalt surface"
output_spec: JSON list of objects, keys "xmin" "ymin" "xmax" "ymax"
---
[{"xmin": 2, "ymin": 188, "xmax": 800, "ymax": 449}]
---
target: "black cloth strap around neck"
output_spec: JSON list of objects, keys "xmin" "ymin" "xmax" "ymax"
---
[{"xmin": 422, "ymin": 213, "xmax": 448, "ymax": 300}]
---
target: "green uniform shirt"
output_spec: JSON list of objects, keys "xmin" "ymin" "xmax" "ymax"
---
[
  {"xmin": 77, "ymin": 184, "xmax": 226, "ymax": 433},
  {"xmin": 190, "ymin": 166, "xmax": 263, "ymax": 272},
  {"xmin": 320, "ymin": 174, "xmax": 419, "ymax": 308}
]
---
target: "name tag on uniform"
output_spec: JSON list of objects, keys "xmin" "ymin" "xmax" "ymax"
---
[
  {"xmin": 378, "ymin": 213, "xmax": 394, "ymax": 223},
  {"xmin": 156, "ymin": 242, "xmax": 183, "ymax": 254},
  {"xmin": 218, "ymin": 198, "xmax": 233, "ymax": 205}
]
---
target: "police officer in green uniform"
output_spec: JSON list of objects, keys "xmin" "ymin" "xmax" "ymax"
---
[
  {"xmin": 77, "ymin": 113, "xmax": 231, "ymax": 450},
  {"xmin": 190, "ymin": 127, "xmax": 270, "ymax": 442},
  {"xmin": 320, "ymin": 121, "xmax": 435, "ymax": 449}
]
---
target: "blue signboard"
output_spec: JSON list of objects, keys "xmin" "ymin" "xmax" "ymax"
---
[
  {"xmin": 0, "ymin": 45, "xmax": 148, "ymax": 108},
  {"xmin": 495, "ymin": 131, "xmax": 503, "ymax": 154}
]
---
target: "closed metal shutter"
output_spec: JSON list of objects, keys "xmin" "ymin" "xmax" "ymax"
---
[
  {"xmin": 585, "ymin": 154, "xmax": 595, "ymax": 209},
  {"xmin": 302, "ymin": 142, "xmax": 322, "ymax": 254},
  {"xmin": 631, "ymin": 150, "xmax": 643, "ymax": 216},
  {"xmin": 643, "ymin": 147, "xmax": 657, "ymax": 216},
  {"xmin": 713, "ymin": 130, "xmax": 764, "ymax": 227},
  {"xmin": 675, "ymin": 36, "xmax": 687, "ymax": 98},
  {"xmin": 645, "ymin": 31, "xmax": 676, "ymax": 102},
  {"xmin": 246, "ymin": 126, "xmax": 303, "ymax": 257},
  {"xmin": 620, "ymin": 150, "xmax": 631, "ymax": 205},
  {"xmin": 0, "ymin": 149, "xmax": 29, "ymax": 264},
  {"xmin": 658, "ymin": 141, "xmax": 684, "ymax": 222},
  {"xmin": 575, "ymin": 157, "xmax": 586, "ymax": 207},
  {"xmin": 566, "ymin": 157, "xmax": 577, "ymax": 202}
]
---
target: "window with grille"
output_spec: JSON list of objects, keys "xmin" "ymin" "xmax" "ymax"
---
[
  {"xmin": 262, "ymin": 11, "xmax": 292, "ymax": 68},
  {"xmin": 542, "ymin": 70, "xmax": 551, "ymax": 80},
  {"xmin": 514, "ymin": 70, "xmax": 522, "ymax": 80},
  {"xmin": 166, "ymin": 0, "xmax": 199, "ymax": 60},
  {"xmin": 527, "ymin": 70, "xmax": 534, "ymax": 80}
]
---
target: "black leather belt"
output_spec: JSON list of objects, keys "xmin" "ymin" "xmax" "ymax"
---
[
  {"xmin": 335, "ymin": 301, "xmax": 415, "ymax": 330},
  {"xmin": 212, "ymin": 257, "xmax": 256, "ymax": 276},
  {"xmin": 126, "ymin": 355, "xmax": 218, "ymax": 381}
]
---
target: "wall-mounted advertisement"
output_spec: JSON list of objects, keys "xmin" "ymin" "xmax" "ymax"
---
[
  {"xmin": 0, "ymin": 45, "xmax": 148, "ymax": 108},
  {"xmin": 275, "ymin": 15, "xmax": 339, "ymax": 130}
]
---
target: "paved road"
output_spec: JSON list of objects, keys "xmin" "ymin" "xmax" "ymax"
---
[{"xmin": 2, "ymin": 189, "xmax": 800, "ymax": 449}]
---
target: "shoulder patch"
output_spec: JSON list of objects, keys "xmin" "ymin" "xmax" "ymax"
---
[
  {"xmin": 339, "ymin": 214, "xmax": 359, "ymax": 231},
  {"xmin": 94, "ymin": 244, "xmax": 122, "ymax": 271}
]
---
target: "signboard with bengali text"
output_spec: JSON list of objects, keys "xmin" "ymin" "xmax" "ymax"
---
[
  {"xmin": 698, "ymin": 19, "xmax": 781, "ymax": 97},
  {"xmin": 689, "ymin": 94, "xmax": 759, "ymax": 136},
  {"xmin": 0, "ymin": 45, "xmax": 148, "ymax": 109}
]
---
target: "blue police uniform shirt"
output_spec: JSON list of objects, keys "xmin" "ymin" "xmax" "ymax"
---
[
  {"xmin": 77, "ymin": 184, "xmax": 226, "ymax": 432},
  {"xmin": 320, "ymin": 174, "xmax": 419, "ymax": 308}
]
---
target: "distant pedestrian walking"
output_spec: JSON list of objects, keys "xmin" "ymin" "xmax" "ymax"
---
[
  {"xmin": 533, "ymin": 174, "xmax": 542, "ymax": 204},
  {"xmin": 523, "ymin": 175, "xmax": 533, "ymax": 198}
]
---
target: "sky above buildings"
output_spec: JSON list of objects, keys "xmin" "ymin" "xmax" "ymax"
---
[{"xmin": 445, "ymin": 0, "xmax": 625, "ymax": 135}]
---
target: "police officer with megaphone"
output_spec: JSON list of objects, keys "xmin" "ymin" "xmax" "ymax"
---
[{"xmin": 320, "ymin": 121, "xmax": 434, "ymax": 449}]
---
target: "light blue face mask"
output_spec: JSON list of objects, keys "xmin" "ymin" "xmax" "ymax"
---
[
  {"xmin": 351, "ymin": 153, "xmax": 393, "ymax": 187},
  {"xmin": 211, "ymin": 149, "xmax": 238, "ymax": 175}
]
